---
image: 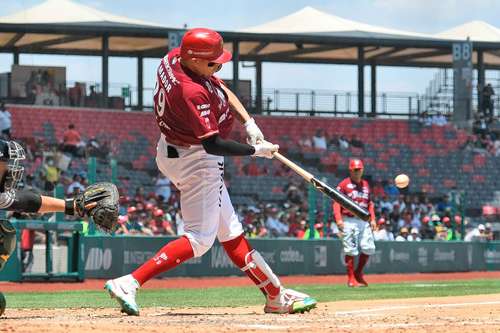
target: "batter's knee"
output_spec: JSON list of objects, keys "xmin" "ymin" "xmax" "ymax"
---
[{"xmin": 184, "ymin": 233, "xmax": 216, "ymax": 257}]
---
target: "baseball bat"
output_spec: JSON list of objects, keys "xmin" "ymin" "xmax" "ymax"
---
[{"xmin": 273, "ymin": 152, "xmax": 371, "ymax": 221}]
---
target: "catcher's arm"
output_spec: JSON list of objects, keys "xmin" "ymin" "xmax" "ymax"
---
[{"xmin": 7, "ymin": 183, "xmax": 119, "ymax": 233}]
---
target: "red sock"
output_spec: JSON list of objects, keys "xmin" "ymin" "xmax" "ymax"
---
[
  {"xmin": 356, "ymin": 253, "xmax": 369, "ymax": 274},
  {"xmin": 132, "ymin": 236, "xmax": 194, "ymax": 286},
  {"xmin": 222, "ymin": 234, "xmax": 280, "ymax": 297},
  {"xmin": 345, "ymin": 255, "xmax": 355, "ymax": 279}
]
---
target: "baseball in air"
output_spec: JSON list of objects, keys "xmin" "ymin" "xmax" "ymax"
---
[{"xmin": 395, "ymin": 174, "xmax": 410, "ymax": 188}]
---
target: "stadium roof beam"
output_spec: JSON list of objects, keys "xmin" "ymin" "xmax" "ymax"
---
[
  {"xmin": 1, "ymin": 3, "xmax": 500, "ymax": 115},
  {"xmin": 4, "ymin": 33, "xmax": 24, "ymax": 48},
  {"xmin": 17, "ymin": 35, "xmax": 94, "ymax": 52}
]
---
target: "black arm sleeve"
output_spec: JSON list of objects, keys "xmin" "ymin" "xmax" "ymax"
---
[
  {"xmin": 9, "ymin": 190, "xmax": 42, "ymax": 213},
  {"xmin": 202, "ymin": 134, "xmax": 256, "ymax": 156}
]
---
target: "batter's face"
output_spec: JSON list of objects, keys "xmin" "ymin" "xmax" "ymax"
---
[
  {"xmin": 349, "ymin": 168, "xmax": 363, "ymax": 182},
  {"xmin": 183, "ymin": 58, "xmax": 223, "ymax": 78}
]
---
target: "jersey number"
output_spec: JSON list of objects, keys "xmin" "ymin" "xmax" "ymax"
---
[{"xmin": 155, "ymin": 86, "xmax": 166, "ymax": 117}]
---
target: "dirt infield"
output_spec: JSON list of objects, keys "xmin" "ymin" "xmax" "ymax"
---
[
  {"xmin": 2, "ymin": 293, "xmax": 500, "ymax": 333},
  {"xmin": 2, "ymin": 272, "xmax": 500, "ymax": 332},
  {"xmin": 2, "ymin": 271, "xmax": 500, "ymax": 292}
]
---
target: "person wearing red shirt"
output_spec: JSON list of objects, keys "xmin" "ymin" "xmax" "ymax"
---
[
  {"xmin": 104, "ymin": 28, "xmax": 316, "ymax": 316},
  {"xmin": 62, "ymin": 124, "xmax": 81, "ymax": 156},
  {"xmin": 334, "ymin": 159, "xmax": 376, "ymax": 287}
]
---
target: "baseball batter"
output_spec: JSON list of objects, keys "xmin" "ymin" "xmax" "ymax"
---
[
  {"xmin": 334, "ymin": 159, "xmax": 376, "ymax": 287},
  {"xmin": 105, "ymin": 28, "xmax": 317, "ymax": 315}
]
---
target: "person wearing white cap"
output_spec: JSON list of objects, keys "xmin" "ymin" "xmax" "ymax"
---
[
  {"xmin": 464, "ymin": 224, "xmax": 488, "ymax": 242},
  {"xmin": 407, "ymin": 227, "xmax": 421, "ymax": 241}
]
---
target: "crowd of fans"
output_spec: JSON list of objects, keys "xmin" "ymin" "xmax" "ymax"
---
[{"xmin": 0, "ymin": 101, "xmax": 496, "ymax": 243}]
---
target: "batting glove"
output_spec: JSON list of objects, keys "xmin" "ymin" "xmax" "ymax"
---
[
  {"xmin": 244, "ymin": 118, "xmax": 264, "ymax": 145},
  {"xmin": 252, "ymin": 140, "xmax": 279, "ymax": 159}
]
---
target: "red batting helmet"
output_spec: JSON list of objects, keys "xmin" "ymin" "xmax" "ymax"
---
[
  {"xmin": 349, "ymin": 159, "xmax": 364, "ymax": 170},
  {"xmin": 180, "ymin": 28, "xmax": 232, "ymax": 63}
]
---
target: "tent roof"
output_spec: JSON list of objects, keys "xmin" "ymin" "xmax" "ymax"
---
[
  {"xmin": 241, "ymin": 6, "xmax": 431, "ymax": 39},
  {"xmin": 227, "ymin": 7, "xmax": 500, "ymax": 68},
  {"xmin": 436, "ymin": 20, "xmax": 500, "ymax": 42},
  {"xmin": 0, "ymin": 0, "xmax": 163, "ymax": 28},
  {"xmin": 1, "ymin": 3, "xmax": 500, "ymax": 68},
  {"xmin": 0, "ymin": 0, "xmax": 183, "ymax": 57}
]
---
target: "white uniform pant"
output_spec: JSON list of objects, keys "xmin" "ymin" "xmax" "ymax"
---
[
  {"xmin": 156, "ymin": 135, "xmax": 243, "ymax": 257},
  {"xmin": 341, "ymin": 217, "xmax": 376, "ymax": 256}
]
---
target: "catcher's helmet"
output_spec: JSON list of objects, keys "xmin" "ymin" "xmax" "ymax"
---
[
  {"xmin": 0, "ymin": 140, "xmax": 25, "ymax": 192},
  {"xmin": 180, "ymin": 28, "xmax": 232, "ymax": 64}
]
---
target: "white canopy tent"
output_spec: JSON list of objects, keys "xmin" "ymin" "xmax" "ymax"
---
[{"xmin": 1, "ymin": 2, "xmax": 500, "ymax": 115}]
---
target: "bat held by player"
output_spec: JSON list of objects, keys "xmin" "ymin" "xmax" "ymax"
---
[{"xmin": 272, "ymin": 152, "xmax": 370, "ymax": 221}]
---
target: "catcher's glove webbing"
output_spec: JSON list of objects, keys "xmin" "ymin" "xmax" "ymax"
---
[{"xmin": 65, "ymin": 182, "xmax": 119, "ymax": 233}]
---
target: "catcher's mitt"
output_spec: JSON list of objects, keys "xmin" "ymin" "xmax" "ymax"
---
[{"xmin": 66, "ymin": 182, "xmax": 119, "ymax": 233}]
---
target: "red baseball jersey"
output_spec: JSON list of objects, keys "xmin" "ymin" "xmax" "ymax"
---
[
  {"xmin": 153, "ymin": 48, "xmax": 234, "ymax": 146},
  {"xmin": 333, "ymin": 177, "xmax": 375, "ymax": 220}
]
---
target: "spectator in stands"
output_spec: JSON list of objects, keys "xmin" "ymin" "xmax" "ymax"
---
[
  {"xmin": 338, "ymin": 135, "xmax": 349, "ymax": 150},
  {"xmin": 393, "ymin": 195, "xmax": 406, "ymax": 214},
  {"xmin": 395, "ymin": 227, "xmax": 409, "ymax": 241},
  {"xmin": 432, "ymin": 112, "xmax": 447, "ymax": 126},
  {"xmin": 407, "ymin": 227, "xmax": 421, "ymax": 241},
  {"xmin": 372, "ymin": 180, "xmax": 385, "ymax": 199},
  {"xmin": 155, "ymin": 175, "xmax": 171, "ymax": 203},
  {"xmin": 0, "ymin": 102, "xmax": 12, "ymax": 139},
  {"xmin": 411, "ymin": 207, "xmax": 422, "ymax": 229},
  {"xmin": 295, "ymin": 220, "xmax": 307, "ymax": 239},
  {"xmin": 482, "ymin": 83, "xmax": 495, "ymax": 118},
  {"xmin": 434, "ymin": 225, "xmax": 448, "ymax": 241},
  {"xmin": 373, "ymin": 218, "xmax": 394, "ymax": 241},
  {"xmin": 86, "ymin": 137, "xmax": 109, "ymax": 160},
  {"xmin": 419, "ymin": 216, "xmax": 435, "ymax": 240},
  {"xmin": 265, "ymin": 207, "xmax": 289, "ymax": 237},
  {"xmin": 148, "ymin": 209, "xmax": 175, "ymax": 236},
  {"xmin": 302, "ymin": 222, "xmax": 322, "ymax": 239},
  {"xmin": 298, "ymin": 134, "xmax": 312, "ymax": 149},
  {"xmin": 485, "ymin": 223, "xmax": 494, "ymax": 241},
  {"xmin": 41, "ymin": 156, "xmax": 60, "ymax": 192},
  {"xmin": 397, "ymin": 210, "xmax": 412, "ymax": 229},
  {"xmin": 436, "ymin": 195, "xmax": 451, "ymax": 214},
  {"xmin": 116, "ymin": 215, "xmax": 130, "ymax": 235},
  {"xmin": 62, "ymin": 124, "xmax": 82, "ymax": 157},
  {"xmin": 472, "ymin": 115, "xmax": 489, "ymax": 137},
  {"xmin": 383, "ymin": 180, "xmax": 399, "ymax": 198},
  {"xmin": 285, "ymin": 184, "xmax": 303, "ymax": 205},
  {"xmin": 378, "ymin": 193, "xmax": 393, "ymax": 212},
  {"xmin": 67, "ymin": 174, "xmax": 85, "ymax": 195},
  {"xmin": 312, "ymin": 129, "xmax": 327, "ymax": 151},
  {"xmin": 328, "ymin": 134, "xmax": 339, "ymax": 149},
  {"xmin": 419, "ymin": 111, "xmax": 432, "ymax": 127},
  {"xmin": 350, "ymin": 134, "xmax": 364, "ymax": 150},
  {"xmin": 69, "ymin": 82, "xmax": 84, "ymax": 107}
]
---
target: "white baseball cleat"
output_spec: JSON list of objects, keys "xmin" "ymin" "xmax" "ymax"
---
[
  {"xmin": 104, "ymin": 274, "xmax": 140, "ymax": 316},
  {"xmin": 264, "ymin": 287, "xmax": 317, "ymax": 314}
]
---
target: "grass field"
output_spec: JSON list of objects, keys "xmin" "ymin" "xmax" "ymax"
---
[{"xmin": 4, "ymin": 278, "xmax": 500, "ymax": 309}]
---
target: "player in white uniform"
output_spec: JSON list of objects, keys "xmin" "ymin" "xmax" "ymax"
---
[
  {"xmin": 334, "ymin": 159, "xmax": 376, "ymax": 287},
  {"xmin": 105, "ymin": 28, "xmax": 317, "ymax": 315}
]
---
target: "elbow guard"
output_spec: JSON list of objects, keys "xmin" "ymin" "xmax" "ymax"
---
[{"xmin": 9, "ymin": 190, "xmax": 42, "ymax": 213}]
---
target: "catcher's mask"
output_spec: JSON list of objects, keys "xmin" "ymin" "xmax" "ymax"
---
[{"xmin": 0, "ymin": 140, "xmax": 25, "ymax": 192}]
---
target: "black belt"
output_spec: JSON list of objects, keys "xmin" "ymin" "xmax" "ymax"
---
[{"xmin": 167, "ymin": 145, "xmax": 179, "ymax": 158}]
